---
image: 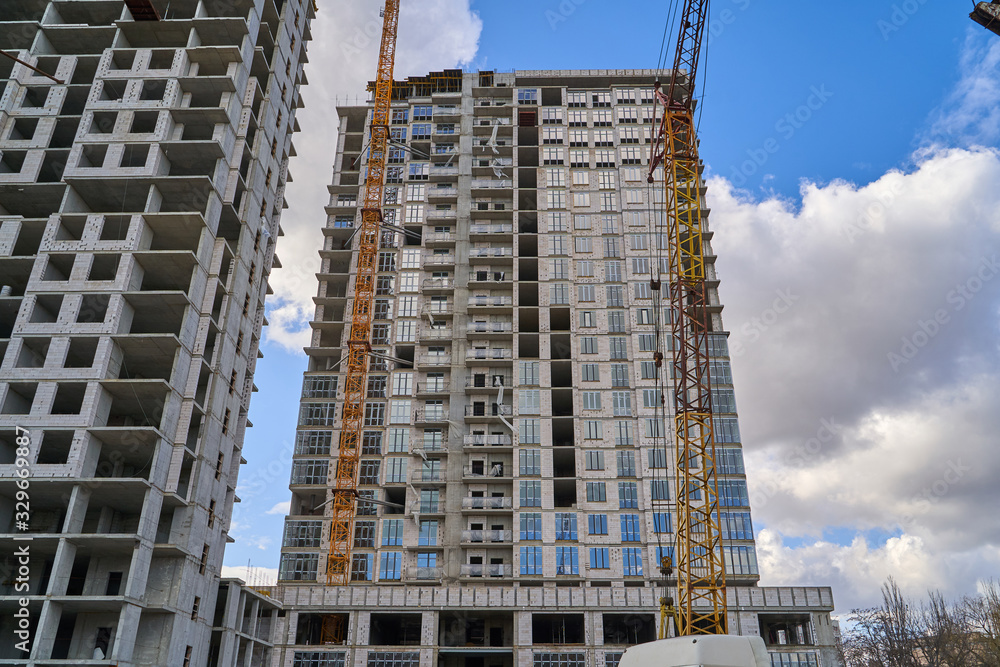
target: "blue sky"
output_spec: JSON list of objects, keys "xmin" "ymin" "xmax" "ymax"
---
[{"xmin": 226, "ymin": 0, "xmax": 1000, "ymax": 613}]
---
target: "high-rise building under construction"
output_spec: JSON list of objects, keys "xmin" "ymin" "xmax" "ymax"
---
[
  {"xmin": 274, "ymin": 69, "xmax": 840, "ymax": 667},
  {"xmin": 0, "ymin": 0, "xmax": 312, "ymax": 664}
]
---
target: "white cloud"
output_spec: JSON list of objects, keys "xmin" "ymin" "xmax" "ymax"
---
[
  {"xmin": 927, "ymin": 33, "xmax": 1000, "ymax": 147},
  {"xmin": 220, "ymin": 565, "xmax": 279, "ymax": 587},
  {"xmin": 265, "ymin": 500, "xmax": 291, "ymax": 515},
  {"xmin": 709, "ymin": 148, "xmax": 1000, "ymax": 613},
  {"xmin": 266, "ymin": 1, "xmax": 482, "ymax": 351}
]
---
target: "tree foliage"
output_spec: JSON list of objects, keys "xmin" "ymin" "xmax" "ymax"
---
[{"xmin": 841, "ymin": 578, "xmax": 1000, "ymax": 667}]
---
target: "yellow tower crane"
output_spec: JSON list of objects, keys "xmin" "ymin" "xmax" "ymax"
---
[
  {"xmin": 648, "ymin": 0, "xmax": 727, "ymax": 639},
  {"xmin": 321, "ymin": 0, "xmax": 400, "ymax": 644}
]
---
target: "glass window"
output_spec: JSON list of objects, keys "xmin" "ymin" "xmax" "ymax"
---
[
  {"xmin": 724, "ymin": 545, "xmax": 759, "ymax": 576},
  {"xmin": 555, "ymin": 512, "xmax": 578, "ymax": 541},
  {"xmin": 520, "ymin": 480, "xmax": 542, "ymax": 507},
  {"xmin": 588, "ymin": 514, "xmax": 608, "ymax": 535},
  {"xmin": 584, "ymin": 420, "xmax": 602, "ymax": 439},
  {"xmin": 720, "ymin": 512, "xmax": 754, "ymax": 540},
  {"xmin": 651, "ymin": 479, "xmax": 670, "ymax": 501},
  {"xmin": 521, "ymin": 546, "xmax": 543, "ymax": 574},
  {"xmin": 618, "ymin": 481, "xmax": 638, "ymax": 508},
  {"xmin": 585, "ymin": 450, "xmax": 604, "ymax": 470},
  {"xmin": 620, "ymin": 514, "xmax": 641, "ymax": 541},
  {"xmin": 379, "ymin": 552, "xmax": 402, "ymax": 581},
  {"xmin": 556, "ymin": 546, "xmax": 579, "ymax": 575},
  {"xmin": 616, "ymin": 450, "xmax": 636, "ymax": 477},
  {"xmin": 653, "ymin": 513, "xmax": 672, "ymax": 533},
  {"xmin": 587, "ymin": 482, "xmax": 607, "ymax": 502},
  {"xmin": 719, "ymin": 480, "xmax": 750, "ymax": 507},
  {"xmin": 582, "ymin": 364, "xmax": 600, "ymax": 382},
  {"xmin": 520, "ymin": 449, "xmax": 542, "ymax": 476},
  {"xmin": 382, "ymin": 519, "xmax": 403, "ymax": 546},
  {"xmin": 521, "ymin": 512, "xmax": 542, "ymax": 540},
  {"xmin": 520, "ymin": 418, "xmax": 542, "ymax": 444},
  {"xmin": 622, "ymin": 548, "xmax": 643, "ymax": 576},
  {"xmin": 590, "ymin": 547, "xmax": 610, "ymax": 569},
  {"xmin": 582, "ymin": 391, "xmax": 602, "ymax": 410}
]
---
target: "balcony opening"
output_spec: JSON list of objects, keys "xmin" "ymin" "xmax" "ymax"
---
[
  {"xmin": 518, "ymin": 334, "xmax": 538, "ymax": 359},
  {"xmin": 551, "ymin": 333, "xmax": 571, "ymax": 360},
  {"xmin": 532, "ymin": 614, "xmax": 584, "ymax": 644},
  {"xmin": 0, "ymin": 149, "xmax": 26, "ymax": 174},
  {"xmin": 550, "ymin": 308, "xmax": 570, "ymax": 332},
  {"xmin": 551, "ymin": 361, "xmax": 572, "ymax": 388},
  {"xmin": 553, "ymin": 479, "xmax": 577, "ymax": 508},
  {"xmin": 130, "ymin": 110, "xmax": 159, "ymax": 134},
  {"xmin": 56, "ymin": 215, "xmax": 87, "ymax": 240},
  {"xmin": 10, "ymin": 117, "xmax": 38, "ymax": 140},
  {"xmin": 16, "ymin": 337, "xmax": 50, "ymax": 368},
  {"xmin": 37, "ymin": 430, "xmax": 73, "ymax": 464},
  {"xmin": 65, "ymin": 337, "xmax": 98, "ymax": 368},
  {"xmin": 88, "ymin": 254, "xmax": 120, "ymax": 281},
  {"xmin": 519, "ymin": 258, "xmax": 538, "ymax": 281},
  {"xmin": 51, "ymin": 383, "xmax": 86, "ymax": 415},
  {"xmin": 603, "ymin": 614, "xmax": 656, "ymax": 645},
  {"xmin": 519, "ymin": 284, "xmax": 538, "ymax": 307},
  {"xmin": 553, "ymin": 449, "xmax": 575, "ymax": 479},
  {"xmin": 43, "ymin": 254, "xmax": 75, "ymax": 281},
  {"xmin": 2, "ymin": 383, "xmax": 37, "ymax": 415},
  {"xmin": 519, "ymin": 308, "xmax": 538, "ymax": 332},
  {"xmin": 552, "ymin": 418, "xmax": 573, "ymax": 447},
  {"xmin": 77, "ymin": 294, "xmax": 110, "ymax": 323},
  {"xmin": 759, "ymin": 613, "xmax": 814, "ymax": 647},
  {"xmin": 551, "ymin": 389, "xmax": 572, "ymax": 418},
  {"xmin": 370, "ymin": 613, "xmax": 422, "ymax": 645}
]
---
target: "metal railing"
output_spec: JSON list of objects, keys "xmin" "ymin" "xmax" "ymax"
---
[
  {"xmin": 464, "ymin": 465, "xmax": 511, "ymax": 479},
  {"xmin": 468, "ymin": 296, "xmax": 513, "ymax": 307},
  {"xmin": 466, "ymin": 348, "xmax": 513, "ymax": 360},
  {"xmin": 464, "ymin": 434, "xmax": 513, "ymax": 447},
  {"xmin": 461, "ymin": 564, "xmax": 512, "ymax": 577},
  {"xmin": 410, "ymin": 469, "xmax": 444, "ymax": 483},
  {"xmin": 416, "ymin": 355, "xmax": 451, "ymax": 366},
  {"xmin": 424, "ymin": 254, "xmax": 456, "ymax": 265},
  {"xmin": 461, "ymin": 529, "xmax": 513, "ymax": 544},
  {"xmin": 412, "ymin": 408, "xmax": 448, "ymax": 422},
  {"xmin": 465, "ymin": 375, "xmax": 512, "ymax": 387},
  {"xmin": 466, "ymin": 322, "xmax": 513, "ymax": 334},
  {"xmin": 470, "ymin": 223, "xmax": 514, "ymax": 234},
  {"xmin": 469, "ymin": 247, "xmax": 512, "ymax": 258},
  {"xmin": 464, "ymin": 404, "xmax": 513, "ymax": 417},
  {"xmin": 462, "ymin": 497, "xmax": 512, "ymax": 510}
]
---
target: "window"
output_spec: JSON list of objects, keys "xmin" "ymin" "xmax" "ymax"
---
[
  {"xmin": 359, "ymin": 460, "xmax": 381, "ymax": 485},
  {"xmin": 620, "ymin": 126, "xmax": 640, "ymax": 144},
  {"xmin": 618, "ymin": 481, "xmax": 638, "ymax": 508},
  {"xmin": 595, "ymin": 148, "xmax": 614, "ymax": 165},
  {"xmin": 389, "ymin": 399, "xmax": 411, "ymax": 424},
  {"xmin": 284, "ymin": 521, "xmax": 323, "ymax": 548},
  {"xmin": 638, "ymin": 334, "xmax": 656, "ymax": 352},
  {"xmin": 610, "ymin": 364, "xmax": 629, "ymax": 387},
  {"xmin": 379, "ymin": 552, "xmax": 402, "ymax": 581},
  {"xmin": 620, "ymin": 514, "xmax": 641, "ymax": 541},
  {"xmin": 617, "ymin": 106, "xmax": 638, "ymax": 123},
  {"xmin": 520, "ymin": 449, "xmax": 541, "ymax": 476},
  {"xmin": 600, "ymin": 192, "xmax": 617, "ymax": 212},
  {"xmin": 279, "ymin": 553, "xmax": 318, "ymax": 581},
  {"xmin": 616, "ymin": 451, "xmax": 636, "ymax": 478},
  {"xmin": 354, "ymin": 521, "xmax": 376, "ymax": 548},
  {"xmin": 720, "ymin": 512, "xmax": 754, "ymax": 540},
  {"xmin": 577, "ymin": 260, "xmax": 594, "ymax": 277},
  {"xmin": 543, "ymin": 147, "xmax": 565, "ymax": 165},
  {"xmin": 518, "ymin": 89, "xmax": 538, "ymax": 105},
  {"xmin": 651, "ymin": 479, "xmax": 670, "ymax": 501},
  {"xmin": 293, "ymin": 652, "xmax": 348, "ymax": 667},
  {"xmin": 521, "ymin": 512, "xmax": 542, "ymax": 540},
  {"xmin": 520, "ymin": 419, "xmax": 541, "ymax": 444},
  {"xmin": 641, "ymin": 362, "xmax": 659, "ymax": 380},
  {"xmin": 579, "ymin": 310, "xmax": 595, "ymax": 328},
  {"xmin": 580, "ymin": 337, "xmax": 598, "ymax": 354},
  {"xmin": 542, "ymin": 127, "xmax": 565, "ymax": 144},
  {"xmin": 520, "ymin": 480, "xmax": 542, "ymax": 507},
  {"xmin": 581, "ymin": 364, "xmax": 600, "ymax": 382},
  {"xmin": 588, "ymin": 514, "xmax": 608, "ymax": 535},
  {"xmin": 653, "ymin": 513, "xmax": 672, "ymax": 533},
  {"xmin": 608, "ymin": 310, "xmax": 626, "ymax": 333},
  {"xmin": 719, "ymin": 480, "xmax": 750, "ymax": 507},
  {"xmin": 519, "ymin": 389, "xmax": 540, "ymax": 414},
  {"xmin": 382, "ymin": 519, "xmax": 403, "ymax": 546},
  {"xmin": 412, "ymin": 123, "xmax": 431, "ymax": 139},
  {"xmin": 634, "ymin": 282, "xmax": 652, "ymax": 300},
  {"xmin": 594, "ymin": 130, "xmax": 614, "ymax": 147},
  {"xmin": 574, "ymin": 214, "xmax": 591, "ymax": 230},
  {"xmin": 578, "ymin": 285, "xmax": 595, "ymax": 302},
  {"xmin": 606, "ymin": 286, "xmax": 625, "ymax": 308},
  {"xmin": 387, "ymin": 429, "xmax": 408, "ymax": 453},
  {"xmin": 712, "ymin": 388, "xmax": 738, "ymax": 413},
  {"xmin": 642, "ymin": 388, "xmax": 661, "ymax": 409},
  {"xmin": 586, "ymin": 482, "xmax": 607, "ymax": 502},
  {"xmin": 418, "ymin": 520, "xmax": 438, "ymax": 546},
  {"xmin": 710, "ymin": 360, "xmax": 734, "ymax": 385},
  {"xmin": 549, "ymin": 212, "xmax": 568, "ymax": 231},
  {"xmin": 649, "ymin": 448, "xmax": 668, "ymax": 468},
  {"xmin": 611, "ymin": 391, "xmax": 631, "ymax": 416},
  {"xmin": 368, "ymin": 653, "xmax": 419, "ymax": 667},
  {"xmin": 551, "ymin": 234, "xmax": 568, "ymax": 254},
  {"xmin": 535, "ymin": 655, "xmax": 586, "ymax": 667},
  {"xmin": 570, "ymin": 150, "xmax": 589, "ymax": 168},
  {"xmin": 718, "ymin": 448, "xmax": 746, "ymax": 475},
  {"xmin": 572, "ymin": 192, "xmax": 591, "ymax": 208},
  {"xmin": 363, "ymin": 402, "xmax": 386, "ymax": 426},
  {"xmin": 714, "ymin": 417, "xmax": 741, "ymax": 443},
  {"xmin": 521, "ymin": 546, "xmax": 543, "ymax": 574},
  {"xmin": 622, "ymin": 548, "xmax": 643, "ymax": 576},
  {"xmin": 614, "ymin": 421, "xmax": 633, "ymax": 447},
  {"xmin": 408, "ymin": 162, "xmax": 429, "ymax": 180},
  {"xmin": 552, "ymin": 258, "xmax": 570, "ymax": 280},
  {"xmin": 724, "ymin": 545, "xmax": 759, "ymax": 576},
  {"xmin": 385, "ymin": 458, "xmax": 407, "ymax": 483},
  {"xmin": 547, "ymin": 190, "xmax": 566, "ymax": 209},
  {"xmin": 290, "ymin": 460, "xmax": 328, "ymax": 485},
  {"xmin": 556, "ymin": 546, "xmax": 579, "ymax": 575},
  {"xmin": 592, "ymin": 91, "xmax": 611, "ymax": 106},
  {"xmin": 584, "ymin": 420, "xmax": 602, "ymax": 440},
  {"xmin": 590, "ymin": 547, "xmax": 610, "ymax": 569},
  {"xmin": 567, "ymin": 91, "xmax": 587, "ymax": 107},
  {"xmin": 413, "ymin": 105, "xmax": 432, "ymax": 120},
  {"xmin": 551, "ymin": 284, "xmax": 569, "ymax": 305},
  {"xmin": 546, "ymin": 169, "xmax": 566, "ymax": 187},
  {"xmin": 555, "ymin": 513, "xmax": 578, "ymax": 541},
  {"xmin": 582, "ymin": 391, "xmax": 602, "ymax": 410},
  {"xmin": 620, "ymin": 146, "xmax": 643, "ymax": 164},
  {"xmin": 520, "ymin": 361, "xmax": 540, "ymax": 385},
  {"xmin": 542, "ymin": 107, "xmax": 564, "ymax": 123},
  {"xmin": 568, "ymin": 110, "xmax": 587, "ymax": 126}
]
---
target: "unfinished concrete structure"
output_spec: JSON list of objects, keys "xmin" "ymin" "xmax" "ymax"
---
[
  {"xmin": 272, "ymin": 70, "xmax": 841, "ymax": 667},
  {"xmin": 0, "ymin": 0, "xmax": 311, "ymax": 664}
]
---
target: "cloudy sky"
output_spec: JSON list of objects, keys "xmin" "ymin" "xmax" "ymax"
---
[{"xmin": 226, "ymin": 1, "xmax": 1000, "ymax": 615}]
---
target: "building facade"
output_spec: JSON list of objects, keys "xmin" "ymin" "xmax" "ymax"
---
[
  {"xmin": 273, "ymin": 70, "xmax": 839, "ymax": 667},
  {"xmin": 0, "ymin": 0, "xmax": 311, "ymax": 664}
]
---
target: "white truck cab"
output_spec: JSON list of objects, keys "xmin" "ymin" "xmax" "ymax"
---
[{"xmin": 618, "ymin": 635, "xmax": 770, "ymax": 667}]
